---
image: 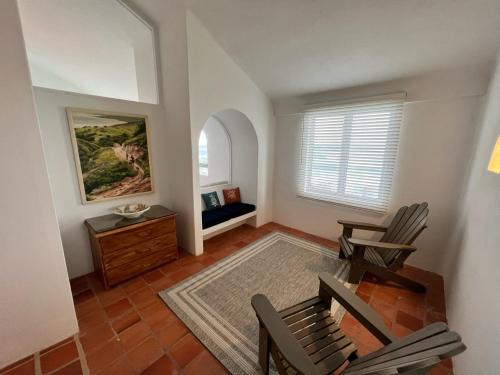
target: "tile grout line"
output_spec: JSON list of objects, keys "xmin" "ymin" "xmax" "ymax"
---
[
  {"xmin": 34, "ymin": 352, "xmax": 41, "ymax": 375},
  {"xmin": 74, "ymin": 334, "xmax": 90, "ymax": 375},
  {"xmin": 0, "ymin": 225, "xmax": 441, "ymax": 375},
  {"xmin": 84, "ymin": 275, "xmax": 166, "ymax": 373}
]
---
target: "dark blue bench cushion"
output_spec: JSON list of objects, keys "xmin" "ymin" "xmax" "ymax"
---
[
  {"xmin": 202, "ymin": 203, "xmax": 256, "ymax": 229},
  {"xmin": 221, "ymin": 203, "xmax": 256, "ymax": 218},
  {"xmin": 201, "ymin": 209, "xmax": 233, "ymax": 229}
]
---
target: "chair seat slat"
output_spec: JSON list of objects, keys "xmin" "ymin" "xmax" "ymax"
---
[
  {"xmin": 340, "ymin": 235, "xmax": 354, "ymax": 257},
  {"xmin": 294, "ymin": 317, "xmax": 337, "ymax": 340},
  {"xmin": 283, "ymin": 303, "xmax": 329, "ymax": 325},
  {"xmin": 252, "ymin": 294, "xmax": 319, "ymax": 375},
  {"xmin": 309, "ymin": 336, "xmax": 352, "ymax": 364},
  {"xmin": 288, "ymin": 310, "xmax": 331, "ymax": 333},
  {"xmin": 299, "ymin": 324, "xmax": 342, "ymax": 347},
  {"xmin": 304, "ymin": 330, "xmax": 346, "ymax": 355},
  {"xmin": 280, "ymin": 297, "xmax": 324, "ymax": 318}
]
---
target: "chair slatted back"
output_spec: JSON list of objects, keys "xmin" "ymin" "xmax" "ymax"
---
[{"xmin": 378, "ymin": 202, "xmax": 429, "ymax": 265}]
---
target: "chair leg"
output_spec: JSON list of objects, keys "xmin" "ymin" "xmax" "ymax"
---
[
  {"xmin": 399, "ymin": 367, "xmax": 432, "ymax": 375},
  {"xmin": 339, "ymin": 247, "xmax": 346, "ymax": 259},
  {"xmin": 258, "ymin": 322, "xmax": 271, "ymax": 375},
  {"xmin": 348, "ymin": 351, "xmax": 359, "ymax": 362},
  {"xmin": 365, "ymin": 264, "xmax": 426, "ymax": 293},
  {"xmin": 348, "ymin": 262, "xmax": 364, "ymax": 284}
]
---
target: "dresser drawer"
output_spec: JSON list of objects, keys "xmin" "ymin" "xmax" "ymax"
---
[
  {"xmin": 106, "ymin": 249, "xmax": 178, "ymax": 286},
  {"xmin": 102, "ymin": 233, "xmax": 177, "ymax": 270},
  {"xmin": 99, "ymin": 218, "xmax": 176, "ymax": 253}
]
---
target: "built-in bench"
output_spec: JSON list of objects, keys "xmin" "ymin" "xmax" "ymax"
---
[{"xmin": 201, "ymin": 185, "xmax": 256, "ymax": 239}]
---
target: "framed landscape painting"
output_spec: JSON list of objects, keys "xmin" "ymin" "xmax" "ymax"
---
[{"xmin": 67, "ymin": 108, "xmax": 154, "ymax": 204}]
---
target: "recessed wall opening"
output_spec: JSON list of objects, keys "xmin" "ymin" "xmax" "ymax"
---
[
  {"xmin": 18, "ymin": 0, "xmax": 158, "ymax": 104},
  {"xmin": 197, "ymin": 109, "xmax": 258, "ymax": 240}
]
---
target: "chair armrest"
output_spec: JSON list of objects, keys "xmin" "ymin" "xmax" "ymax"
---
[
  {"xmin": 338, "ymin": 220, "xmax": 388, "ymax": 232},
  {"xmin": 251, "ymin": 294, "xmax": 320, "ymax": 375},
  {"xmin": 348, "ymin": 238, "xmax": 417, "ymax": 253},
  {"xmin": 347, "ymin": 323, "xmax": 450, "ymax": 370},
  {"xmin": 318, "ymin": 273, "xmax": 396, "ymax": 345},
  {"xmin": 344, "ymin": 325, "xmax": 465, "ymax": 375}
]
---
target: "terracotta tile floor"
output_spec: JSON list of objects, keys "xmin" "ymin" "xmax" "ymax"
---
[{"xmin": 0, "ymin": 223, "xmax": 452, "ymax": 375}]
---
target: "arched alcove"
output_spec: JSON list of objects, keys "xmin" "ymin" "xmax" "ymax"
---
[{"xmin": 193, "ymin": 109, "xmax": 258, "ymax": 252}]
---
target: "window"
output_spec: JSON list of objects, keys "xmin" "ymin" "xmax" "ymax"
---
[
  {"xmin": 297, "ymin": 99, "xmax": 404, "ymax": 212},
  {"xmin": 199, "ymin": 117, "xmax": 232, "ymax": 187},
  {"xmin": 199, "ymin": 130, "xmax": 208, "ymax": 176}
]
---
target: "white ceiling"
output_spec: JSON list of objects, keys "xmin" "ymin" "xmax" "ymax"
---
[
  {"xmin": 134, "ymin": 0, "xmax": 500, "ymax": 98},
  {"xmin": 18, "ymin": 0, "xmax": 157, "ymax": 103}
]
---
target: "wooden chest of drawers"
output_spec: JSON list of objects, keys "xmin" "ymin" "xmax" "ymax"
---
[{"xmin": 85, "ymin": 205, "xmax": 178, "ymax": 289}]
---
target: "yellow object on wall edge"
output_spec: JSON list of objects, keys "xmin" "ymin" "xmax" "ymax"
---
[{"xmin": 488, "ymin": 136, "xmax": 500, "ymax": 174}]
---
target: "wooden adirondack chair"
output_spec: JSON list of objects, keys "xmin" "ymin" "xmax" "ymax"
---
[
  {"xmin": 252, "ymin": 273, "xmax": 465, "ymax": 375},
  {"xmin": 338, "ymin": 202, "xmax": 429, "ymax": 292}
]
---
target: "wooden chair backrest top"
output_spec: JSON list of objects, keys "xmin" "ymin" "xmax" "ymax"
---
[
  {"xmin": 344, "ymin": 322, "xmax": 465, "ymax": 375},
  {"xmin": 378, "ymin": 202, "xmax": 429, "ymax": 265}
]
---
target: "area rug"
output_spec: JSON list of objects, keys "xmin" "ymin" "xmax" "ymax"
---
[{"xmin": 159, "ymin": 231, "xmax": 355, "ymax": 374}]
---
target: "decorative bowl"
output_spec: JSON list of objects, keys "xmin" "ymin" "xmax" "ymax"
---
[{"xmin": 113, "ymin": 203, "xmax": 151, "ymax": 219}]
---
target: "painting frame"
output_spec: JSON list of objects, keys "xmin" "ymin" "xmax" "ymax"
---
[{"xmin": 66, "ymin": 107, "xmax": 155, "ymax": 204}]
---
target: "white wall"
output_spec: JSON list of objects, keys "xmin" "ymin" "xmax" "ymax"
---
[
  {"xmin": 18, "ymin": 0, "xmax": 158, "ymax": 104},
  {"xmin": 33, "ymin": 87, "xmax": 172, "ymax": 278},
  {"xmin": 0, "ymin": 0, "xmax": 77, "ymax": 367},
  {"xmin": 217, "ymin": 110, "xmax": 258, "ymax": 207},
  {"xmin": 186, "ymin": 12, "xmax": 275, "ymax": 254},
  {"xmin": 273, "ymin": 67, "xmax": 489, "ymax": 272},
  {"xmin": 199, "ymin": 117, "xmax": 231, "ymax": 187},
  {"xmin": 442, "ymin": 55, "xmax": 500, "ymax": 374},
  {"xmin": 155, "ymin": 2, "xmax": 197, "ymax": 253}
]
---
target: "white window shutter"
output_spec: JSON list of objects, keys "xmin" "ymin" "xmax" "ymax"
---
[{"xmin": 296, "ymin": 99, "xmax": 404, "ymax": 212}]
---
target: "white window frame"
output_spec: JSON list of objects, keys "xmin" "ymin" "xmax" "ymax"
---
[{"xmin": 297, "ymin": 94, "xmax": 405, "ymax": 213}]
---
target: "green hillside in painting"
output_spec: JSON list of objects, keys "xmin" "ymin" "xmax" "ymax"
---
[{"xmin": 73, "ymin": 115, "xmax": 152, "ymax": 202}]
